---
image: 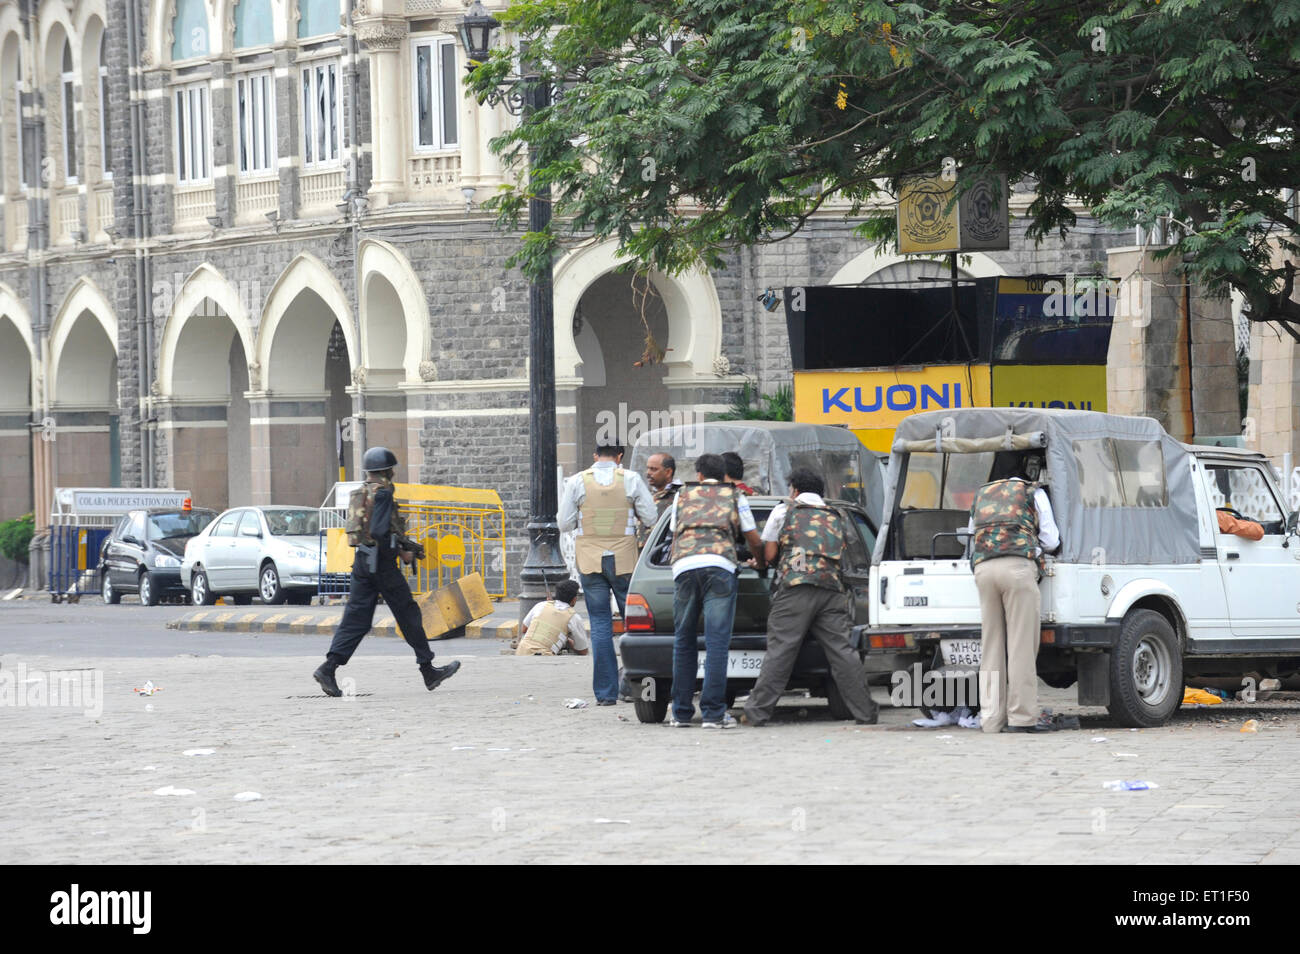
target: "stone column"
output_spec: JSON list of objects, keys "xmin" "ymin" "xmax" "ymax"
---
[{"xmin": 355, "ymin": 17, "xmax": 408, "ymax": 209}]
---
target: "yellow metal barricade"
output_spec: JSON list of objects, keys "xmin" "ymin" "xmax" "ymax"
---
[{"xmin": 318, "ymin": 482, "xmax": 508, "ymax": 600}]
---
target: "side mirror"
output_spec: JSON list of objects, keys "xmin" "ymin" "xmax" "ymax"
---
[
  {"xmin": 123, "ymin": 535, "xmax": 142, "ymax": 547},
  {"xmin": 240, "ymin": 525, "xmax": 262, "ymax": 538},
  {"xmin": 1287, "ymin": 511, "xmax": 1298, "ymax": 535}
]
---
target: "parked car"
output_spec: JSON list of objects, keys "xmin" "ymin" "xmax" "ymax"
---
[
  {"xmin": 100, "ymin": 507, "xmax": 218, "ymax": 606},
  {"xmin": 181, "ymin": 506, "xmax": 323, "ymax": 606},
  {"xmin": 861, "ymin": 406, "xmax": 1300, "ymax": 727},
  {"xmin": 620, "ymin": 494, "xmax": 880, "ymax": 723}
]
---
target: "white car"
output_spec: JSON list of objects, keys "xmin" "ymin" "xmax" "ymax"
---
[{"xmin": 181, "ymin": 506, "xmax": 323, "ymax": 606}]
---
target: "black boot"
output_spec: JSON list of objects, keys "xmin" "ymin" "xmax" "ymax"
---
[
  {"xmin": 313, "ymin": 660, "xmax": 342, "ymax": 697},
  {"xmin": 420, "ymin": 659, "xmax": 461, "ymax": 691}
]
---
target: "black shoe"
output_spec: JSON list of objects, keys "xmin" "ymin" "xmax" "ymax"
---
[
  {"xmin": 1002, "ymin": 723, "xmax": 1054, "ymax": 733},
  {"xmin": 855, "ymin": 711, "xmax": 880, "ymax": 726},
  {"xmin": 313, "ymin": 663, "xmax": 342, "ymax": 698},
  {"xmin": 596, "ymin": 699, "xmax": 617, "ymax": 707},
  {"xmin": 421, "ymin": 659, "xmax": 461, "ymax": 691}
]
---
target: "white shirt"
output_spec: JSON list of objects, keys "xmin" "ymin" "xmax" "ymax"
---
[
  {"xmin": 669, "ymin": 480, "xmax": 757, "ymax": 577},
  {"xmin": 557, "ymin": 462, "xmax": 658, "ymax": 554},
  {"xmin": 964, "ymin": 481, "xmax": 1060, "ymax": 555},
  {"xmin": 521, "ymin": 599, "xmax": 590, "ymax": 654},
  {"xmin": 761, "ymin": 492, "xmax": 829, "ymax": 543}
]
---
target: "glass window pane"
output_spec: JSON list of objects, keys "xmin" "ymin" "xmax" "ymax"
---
[
  {"xmin": 1073, "ymin": 439, "xmax": 1125, "ymax": 508},
  {"xmin": 1207, "ymin": 465, "xmax": 1284, "ymax": 526},
  {"xmin": 1113, "ymin": 439, "xmax": 1166, "ymax": 507},
  {"xmin": 200, "ymin": 85, "xmax": 209, "ymax": 177},
  {"xmin": 328, "ymin": 64, "xmax": 337, "ymax": 158},
  {"xmin": 238, "ymin": 79, "xmax": 248, "ymax": 172},
  {"xmin": 101, "ymin": 72, "xmax": 112, "ymax": 174},
  {"xmin": 416, "ymin": 44, "xmax": 432, "ymax": 146},
  {"xmin": 316, "ymin": 66, "xmax": 326, "ymax": 161},
  {"xmin": 65, "ymin": 80, "xmax": 77, "ymax": 175},
  {"xmin": 440, "ymin": 42, "xmax": 458, "ymax": 146},
  {"xmin": 302, "ymin": 70, "xmax": 312, "ymax": 163},
  {"xmin": 176, "ymin": 90, "xmax": 187, "ymax": 180},
  {"xmin": 261, "ymin": 74, "xmax": 274, "ymax": 168}
]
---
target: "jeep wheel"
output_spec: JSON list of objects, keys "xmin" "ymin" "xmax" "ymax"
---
[
  {"xmin": 632, "ymin": 678, "xmax": 670, "ymax": 724},
  {"xmin": 102, "ymin": 573, "xmax": 121, "ymax": 605},
  {"xmin": 191, "ymin": 568, "xmax": 217, "ymax": 606},
  {"xmin": 1108, "ymin": 609, "xmax": 1182, "ymax": 728}
]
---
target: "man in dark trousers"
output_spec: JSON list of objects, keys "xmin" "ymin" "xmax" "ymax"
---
[
  {"xmin": 742, "ymin": 467, "xmax": 877, "ymax": 726},
  {"xmin": 313, "ymin": 447, "xmax": 461, "ymax": 696}
]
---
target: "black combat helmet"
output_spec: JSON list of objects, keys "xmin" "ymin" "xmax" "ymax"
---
[{"xmin": 362, "ymin": 446, "xmax": 399, "ymax": 472}]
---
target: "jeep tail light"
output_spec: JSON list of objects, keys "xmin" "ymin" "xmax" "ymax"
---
[
  {"xmin": 870, "ymin": 633, "xmax": 907, "ymax": 650},
  {"xmin": 624, "ymin": 593, "xmax": 654, "ymax": 632}
]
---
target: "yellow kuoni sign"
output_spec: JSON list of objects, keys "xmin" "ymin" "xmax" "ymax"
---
[{"xmin": 795, "ymin": 364, "xmax": 1107, "ymax": 453}]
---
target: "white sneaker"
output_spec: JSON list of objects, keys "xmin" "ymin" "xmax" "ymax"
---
[
  {"xmin": 668, "ymin": 717, "xmax": 691, "ymax": 727},
  {"xmin": 701, "ymin": 714, "xmax": 737, "ymax": 729}
]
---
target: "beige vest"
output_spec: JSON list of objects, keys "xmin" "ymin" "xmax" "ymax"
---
[
  {"xmin": 516, "ymin": 602, "xmax": 577, "ymax": 655},
  {"xmin": 574, "ymin": 469, "xmax": 639, "ymax": 575}
]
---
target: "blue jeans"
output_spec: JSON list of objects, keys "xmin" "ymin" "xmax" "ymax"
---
[
  {"xmin": 671, "ymin": 566, "xmax": 739, "ymax": 723},
  {"xmin": 580, "ymin": 554, "xmax": 629, "ymax": 703}
]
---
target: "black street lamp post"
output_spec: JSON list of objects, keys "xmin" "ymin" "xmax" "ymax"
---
[{"xmin": 459, "ymin": 2, "xmax": 570, "ymax": 619}]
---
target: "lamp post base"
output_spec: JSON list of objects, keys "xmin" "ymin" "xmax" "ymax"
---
[{"xmin": 516, "ymin": 520, "xmax": 570, "ymax": 624}]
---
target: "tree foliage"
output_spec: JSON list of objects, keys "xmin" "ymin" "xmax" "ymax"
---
[{"xmin": 467, "ymin": 0, "xmax": 1300, "ymax": 336}]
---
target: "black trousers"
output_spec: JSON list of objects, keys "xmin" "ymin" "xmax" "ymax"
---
[{"xmin": 327, "ymin": 552, "xmax": 433, "ymax": 666}]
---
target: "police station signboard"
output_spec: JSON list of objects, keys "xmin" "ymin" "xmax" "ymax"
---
[
  {"xmin": 897, "ymin": 173, "xmax": 1009, "ymax": 254},
  {"xmin": 794, "ymin": 366, "xmax": 992, "ymax": 453},
  {"xmin": 56, "ymin": 488, "xmax": 193, "ymax": 515}
]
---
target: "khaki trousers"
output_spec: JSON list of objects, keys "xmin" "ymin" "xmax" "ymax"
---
[{"xmin": 974, "ymin": 556, "xmax": 1040, "ymax": 733}]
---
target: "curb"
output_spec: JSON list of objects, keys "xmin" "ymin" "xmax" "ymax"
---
[{"xmin": 167, "ymin": 609, "xmax": 518, "ymax": 639}]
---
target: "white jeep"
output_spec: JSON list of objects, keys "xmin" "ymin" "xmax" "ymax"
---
[{"xmin": 858, "ymin": 407, "xmax": 1300, "ymax": 727}]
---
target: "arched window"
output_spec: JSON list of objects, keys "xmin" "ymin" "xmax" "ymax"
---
[
  {"xmin": 61, "ymin": 40, "xmax": 77, "ymax": 183},
  {"xmin": 298, "ymin": 0, "xmax": 339, "ymax": 39},
  {"xmin": 234, "ymin": 0, "xmax": 274, "ymax": 49},
  {"xmin": 99, "ymin": 33, "xmax": 111, "ymax": 178},
  {"xmin": 172, "ymin": 0, "xmax": 211, "ymax": 61}
]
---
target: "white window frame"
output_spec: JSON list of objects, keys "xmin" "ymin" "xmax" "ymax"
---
[
  {"xmin": 410, "ymin": 36, "xmax": 460, "ymax": 153},
  {"xmin": 300, "ymin": 57, "xmax": 343, "ymax": 168},
  {"xmin": 235, "ymin": 69, "xmax": 277, "ymax": 176},
  {"xmin": 61, "ymin": 42, "xmax": 78, "ymax": 185},
  {"xmin": 99, "ymin": 34, "xmax": 112, "ymax": 180},
  {"xmin": 174, "ymin": 80, "xmax": 212, "ymax": 184}
]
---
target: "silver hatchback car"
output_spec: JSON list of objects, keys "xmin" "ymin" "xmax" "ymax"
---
[{"xmin": 181, "ymin": 506, "xmax": 323, "ymax": 606}]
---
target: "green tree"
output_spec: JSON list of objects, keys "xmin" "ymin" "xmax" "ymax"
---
[
  {"xmin": 468, "ymin": 0, "xmax": 1300, "ymax": 337},
  {"xmin": 0, "ymin": 513, "xmax": 34, "ymax": 565}
]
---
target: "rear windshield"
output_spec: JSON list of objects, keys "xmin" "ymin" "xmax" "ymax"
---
[
  {"xmin": 648, "ymin": 506, "xmax": 775, "ymax": 567},
  {"xmin": 148, "ymin": 510, "xmax": 216, "ymax": 539},
  {"xmin": 900, "ymin": 452, "xmax": 996, "ymax": 512},
  {"xmin": 265, "ymin": 510, "xmax": 320, "ymax": 536}
]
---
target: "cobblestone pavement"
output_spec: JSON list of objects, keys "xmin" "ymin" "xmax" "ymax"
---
[{"xmin": 3, "ymin": 641, "xmax": 1300, "ymax": 864}]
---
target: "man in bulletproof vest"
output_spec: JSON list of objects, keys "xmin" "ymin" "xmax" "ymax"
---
[
  {"xmin": 742, "ymin": 467, "xmax": 877, "ymax": 727},
  {"xmin": 967, "ymin": 451, "xmax": 1059, "ymax": 733},
  {"xmin": 667, "ymin": 453, "xmax": 765, "ymax": 728},
  {"xmin": 516, "ymin": 579, "xmax": 590, "ymax": 656},
  {"xmin": 312, "ymin": 447, "xmax": 461, "ymax": 696},
  {"xmin": 558, "ymin": 443, "xmax": 657, "ymax": 705}
]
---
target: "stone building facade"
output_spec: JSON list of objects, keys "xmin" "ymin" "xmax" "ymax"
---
[{"xmin": 2, "ymin": 0, "xmax": 1243, "ymax": 591}]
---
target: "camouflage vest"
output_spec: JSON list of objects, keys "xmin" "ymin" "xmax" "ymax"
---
[
  {"xmin": 345, "ymin": 477, "xmax": 407, "ymax": 547},
  {"xmin": 669, "ymin": 483, "xmax": 741, "ymax": 564},
  {"xmin": 776, "ymin": 503, "xmax": 845, "ymax": 591},
  {"xmin": 970, "ymin": 478, "xmax": 1040, "ymax": 568},
  {"xmin": 516, "ymin": 602, "xmax": 576, "ymax": 655}
]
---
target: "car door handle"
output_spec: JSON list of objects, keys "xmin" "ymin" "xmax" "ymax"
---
[{"xmin": 1226, "ymin": 551, "xmax": 1240, "ymax": 560}]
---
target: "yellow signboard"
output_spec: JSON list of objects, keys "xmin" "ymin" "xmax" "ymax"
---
[
  {"xmin": 991, "ymin": 364, "xmax": 1107, "ymax": 412},
  {"xmin": 897, "ymin": 175, "xmax": 960, "ymax": 253},
  {"xmin": 795, "ymin": 365, "xmax": 992, "ymax": 435}
]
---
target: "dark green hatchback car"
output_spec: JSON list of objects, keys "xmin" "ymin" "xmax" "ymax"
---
[{"xmin": 620, "ymin": 496, "xmax": 880, "ymax": 723}]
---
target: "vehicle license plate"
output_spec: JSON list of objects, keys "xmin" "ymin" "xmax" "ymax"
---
[
  {"xmin": 941, "ymin": 639, "xmax": 982, "ymax": 667},
  {"xmin": 695, "ymin": 650, "xmax": 765, "ymax": 679}
]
